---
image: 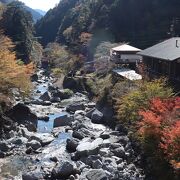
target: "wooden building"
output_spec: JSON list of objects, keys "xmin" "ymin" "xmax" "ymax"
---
[
  {"xmin": 138, "ymin": 38, "xmax": 180, "ymax": 82},
  {"xmin": 110, "ymin": 44, "xmax": 142, "ymax": 64}
]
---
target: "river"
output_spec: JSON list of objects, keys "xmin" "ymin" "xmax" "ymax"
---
[{"xmin": 0, "ymin": 69, "xmax": 145, "ymax": 180}]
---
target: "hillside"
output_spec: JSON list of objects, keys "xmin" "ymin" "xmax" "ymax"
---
[
  {"xmin": 35, "ymin": 9, "xmax": 46, "ymax": 16},
  {"xmin": 0, "ymin": 0, "xmax": 42, "ymax": 22},
  {"xmin": 0, "ymin": 0, "xmax": 13, "ymax": 3},
  {"xmin": 35, "ymin": 0, "xmax": 79, "ymax": 45},
  {"xmin": 36, "ymin": 0, "xmax": 180, "ymax": 49},
  {"xmin": 0, "ymin": 1, "xmax": 179, "ymax": 180},
  {"xmin": 25, "ymin": 6, "xmax": 43, "ymax": 22},
  {"xmin": 0, "ymin": 1, "xmax": 42, "ymax": 64}
]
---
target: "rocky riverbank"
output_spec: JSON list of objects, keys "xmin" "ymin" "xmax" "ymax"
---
[{"xmin": 0, "ymin": 69, "xmax": 145, "ymax": 180}]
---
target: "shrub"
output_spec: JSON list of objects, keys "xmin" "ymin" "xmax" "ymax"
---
[
  {"xmin": 44, "ymin": 43, "xmax": 69, "ymax": 68},
  {"xmin": 44, "ymin": 43, "xmax": 85, "ymax": 74},
  {"xmin": 161, "ymin": 121, "xmax": 180, "ymax": 170},
  {"xmin": 116, "ymin": 78, "xmax": 173, "ymax": 127},
  {"xmin": 16, "ymin": 59, "xmax": 25, "ymax": 66},
  {"xmin": 52, "ymin": 68, "xmax": 63, "ymax": 76},
  {"xmin": 138, "ymin": 97, "xmax": 180, "ymax": 170},
  {"xmin": 62, "ymin": 89, "xmax": 74, "ymax": 98}
]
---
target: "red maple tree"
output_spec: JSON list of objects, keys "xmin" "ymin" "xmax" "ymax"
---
[{"xmin": 138, "ymin": 97, "xmax": 180, "ymax": 169}]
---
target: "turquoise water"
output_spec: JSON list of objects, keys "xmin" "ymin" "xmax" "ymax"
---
[
  {"xmin": 36, "ymin": 84, "xmax": 47, "ymax": 94},
  {"xmin": 33, "ymin": 84, "xmax": 47, "ymax": 100},
  {"xmin": 50, "ymin": 132, "xmax": 72, "ymax": 147},
  {"xmin": 37, "ymin": 112, "xmax": 67, "ymax": 133}
]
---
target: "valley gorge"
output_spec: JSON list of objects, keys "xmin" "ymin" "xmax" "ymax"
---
[{"xmin": 0, "ymin": 69, "xmax": 145, "ymax": 180}]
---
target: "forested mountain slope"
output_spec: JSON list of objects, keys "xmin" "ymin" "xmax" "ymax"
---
[
  {"xmin": 36, "ymin": 0, "xmax": 180, "ymax": 49},
  {"xmin": 0, "ymin": 0, "xmax": 43, "ymax": 22},
  {"xmin": 0, "ymin": 1, "xmax": 42, "ymax": 64},
  {"xmin": 36, "ymin": 0, "xmax": 79, "ymax": 45},
  {"xmin": 0, "ymin": 0, "xmax": 13, "ymax": 3},
  {"xmin": 35, "ymin": 9, "xmax": 46, "ymax": 16},
  {"xmin": 24, "ymin": 6, "xmax": 43, "ymax": 22}
]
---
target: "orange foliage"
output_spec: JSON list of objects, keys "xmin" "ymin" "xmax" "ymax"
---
[
  {"xmin": 0, "ymin": 32, "xmax": 33, "ymax": 95},
  {"xmin": 24, "ymin": 62, "xmax": 34, "ymax": 75},
  {"xmin": 161, "ymin": 121, "xmax": 180, "ymax": 169},
  {"xmin": 138, "ymin": 97, "xmax": 180, "ymax": 169},
  {"xmin": 79, "ymin": 32, "xmax": 92, "ymax": 44}
]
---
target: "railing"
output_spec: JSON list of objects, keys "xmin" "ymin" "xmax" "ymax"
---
[{"xmin": 110, "ymin": 55, "xmax": 140, "ymax": 64}]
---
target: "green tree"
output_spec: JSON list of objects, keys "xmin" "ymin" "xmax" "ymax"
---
[
  {"xmin": 1, "ymin": 1, "xmax": 35, "ymax": 63},
  {"xmin": 116, "ymin": 79, "xmax": 173, "ymax": 128}
]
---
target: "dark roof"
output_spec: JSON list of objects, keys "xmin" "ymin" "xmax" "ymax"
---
[{"xmin": 138, "ymin": 37, "xmax": 180, "ymax": 61}]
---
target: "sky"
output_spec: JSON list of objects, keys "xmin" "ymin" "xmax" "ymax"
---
[{"xmin": 20, "ymin": 0, "xmax": 60, "ymax": 11}]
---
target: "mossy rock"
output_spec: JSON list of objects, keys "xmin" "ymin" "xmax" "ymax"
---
[{"xmin": 60, "ymin": 89, "xmax": 74, "ymax": 99}]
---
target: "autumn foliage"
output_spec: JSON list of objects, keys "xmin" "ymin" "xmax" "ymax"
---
[
  {"xmin": 116, "ymin": 79, "xmax": 173, "ymax": 127},
  {"xmin": 138, "ymin": 97, "xmax": 180, "ymax": 170},
  {"xmin": 0, "ymin": 32, "xmax": 33, "ymax": 97},
  {"xmin": 79, "ymin": 32, "xmax": 92, "ymax": 44}
]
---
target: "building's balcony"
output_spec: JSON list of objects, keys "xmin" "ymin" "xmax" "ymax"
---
[{"xmin": 110, "ymin": 54, "xmax": 142, "ymax": 64}]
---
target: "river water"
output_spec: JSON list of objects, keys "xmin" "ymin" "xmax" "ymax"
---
[
  {"xmin": 0, "ymin": 71, "xmax": 145, "ymax": 180},
  {"xmin": 0, "ymin": 73, "xmax": 75, "ymax": 179}
]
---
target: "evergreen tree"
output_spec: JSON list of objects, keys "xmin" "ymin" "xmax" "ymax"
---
[
  {"xmin": 1, "ymin": 1, "xmax": 35, "ymax": 63},
  {"xmin": 36, "ymin": 0, "xmax": 180, "ymax": 50}
]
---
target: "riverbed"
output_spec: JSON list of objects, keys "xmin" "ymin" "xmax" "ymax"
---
[{"xmin": 0, "ymin": 69, "xmax": 145, "ymax": 180}]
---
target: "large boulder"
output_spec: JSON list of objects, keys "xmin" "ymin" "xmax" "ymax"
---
[
  {"xmin": 76, "ymin": 138, "xmax": 103, "ymax": 157},
  {"xmin": 30, "ymin": 133, "xmax": 55, "ymax": 146},
  {"xmin": 86, "ymin": 108, "xmax": 104, "ymax": 124},
  {"xmin": 118, "ymin": 136, "xmax": 129, "ymax": 146},
  {"xmin": 6, "ymin": 103, "xmax": 37, "ymax": 131},
  {"xmin": 22, "ymin": 170, "xmax": 44, "ymax": 180},
  {"xmin": 50, "ymin": 97, "xmax": 61, "ymax": 103},
  {"xmin": 99, "ymin": 148, "xmax": 110, "ymax": 157},
  {"xmin": 91, "ymin": 109, "xmax": 104, "ymax": 124},
  {"xmin": 0, "ymin": 150, "xmax": 5, "ymax": 158},
  {"xmin": 0, "ymin": 141, "xmax": 12, "ymax": 152},
  {"xmin": 92, "ymin": 159, "xmax": 103, "ymax": 169},
  {"xmin": 100, "ymin": 133, "xmax": 110, "ymax": 140},
  {"xmin": 48, "ymin": 85, "xmax": 57, "ymax": 92},
  {"xmin": 30, "ymin": 73, "xmax": 38, "ymax": 82},
  {"xmin": 11, "ymin": 137, "xmax": 28, "ymax": 145},
  {"xmin": 112, "ymin": 146, "xmax": 126, "ymax": 158},
  {"xmin": 72, "ymin": 130, "xmax": 85, "ymax": 140},
  {"xmin": 66, "ymin": 103, "xmax": 85, "ymax": 112},
  {"xmin": 21, "ymin": 127, "xmax": 54, "ymax": 146},
  {"xmin": 52, "ymin": 89, "xmax": 74, "ymax": 100},
  {"xmin": 53, "ymin": 114, "xmax": 73, "ymax": 128},
  {"xmin": 86, "ymin": 108, "xmax": 96, "ymax": 119},
  {"xmin": 60, "ymin": 89, "xmax": 74, "ymax": 99},
  {"xmin": 86, "ymin": 102, "xmax": 96, "ymax": 108},
  {"xmin": 85, "ymin": 169, "xmax": 108, "ymax": 180},
  {"xmin": 0, "ymin": 114, "xmax": 15, "ymax": 134},
  {"xmin": 39, "ymin": 91, "xmax": 51, "ymax": 101},
  {"xmin": 26, "ymin": 140, "xmax": 41, "ymax": 150},
  {"xmin": 51, "ymin": 160, "xmax": 76, "ymax": 178},
  {"xmin": 99, "ymin": 106, "xmax": 115, "ymax": 125},
  {"xmin": 66, "ymin": 138, "xmax": 79, "ymax": 152},
  {"xmin": 21, "ymin": 127, "xmax": 34, "ymax": 139},
  {"xmin": 63, "ymin": 76, "xmax": 85, "ymax": 92},
  {"xmin": 84, "ymin": 155, "xmax": 102, "ymax": 167}
]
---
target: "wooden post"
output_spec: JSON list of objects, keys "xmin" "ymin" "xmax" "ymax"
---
[{"xmin": 168, "ymin": 61, "xmax": 171, "ymax": 77}]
